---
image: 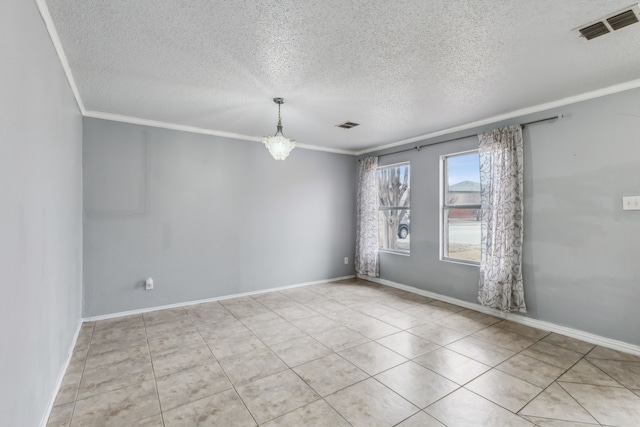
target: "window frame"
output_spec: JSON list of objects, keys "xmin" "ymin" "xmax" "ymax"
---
[
  {"xmin": 377, "ymin": 161, "xmax": 411, "ymax": 256},
  {"xmin": 439, "ymin": 150, "xmax": 481, "ymax": 266}
]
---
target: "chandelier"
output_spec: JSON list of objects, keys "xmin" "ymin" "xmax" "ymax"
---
[{"xmin": 263, "ymin": 98, "xmax": 296, "ymax": 160}]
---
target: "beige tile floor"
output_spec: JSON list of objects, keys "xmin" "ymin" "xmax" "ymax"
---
[{"xmin": 48, "ymin": 278, "xmax": 640, "ymax": 426}]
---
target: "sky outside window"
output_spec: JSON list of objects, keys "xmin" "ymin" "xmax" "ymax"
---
[{"xmin": 447, "ymin": 152, "xmax": 480, "ymax": 186}]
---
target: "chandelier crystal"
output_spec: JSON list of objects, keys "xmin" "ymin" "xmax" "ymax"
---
[{"xmin": 263, "ymin": 98, "xmax": 295, "ymax": 160}]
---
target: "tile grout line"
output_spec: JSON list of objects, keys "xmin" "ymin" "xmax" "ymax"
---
[
  {"xmin": 451, "ymin": 333, "xmax": 579, "ymax": 419},
  {"xmin": 554, "ymin": 375, "xmax": 606, "ymax": 426},
  {"xmin": 145, "ymin": 308, "xmax": 227, "ymax": 415},
  {"xmin": 284, "ymin": 288, "xmax": 436, "ymax": 424},
  {"xmin": 449, "ymin": 342, "xmax": 598, "ymax": 423},
  {"xmin": 214, "ymin": 295, "xmax": 348, "ymax": 425},
  {"xmin": 66, "ymin": 322, "xmax": 95, "ymax": 427},
  {"xmin": 578, "ymin": 353, "xmax": 627, "ymax": 388},
  {"xmin": 230, "ymin": 286, "xmax": 377, "ymax": 424},
  {"xmin": 235, "ymin": 294, "xmax": 355, "ymax": 425},
  {"xmin": 141, "ymin": 312, "xmax": 166, "ymax": 427},
  {"xmin": 223, "ymin": 293, "xmax": 356, "ymax": 425},
  {"xmin": 327, "ymin": 281, "xmax": 598, "ymax": 425},
  {"xmin": 517, "ymin": 362, "xmax": 593, "ymax": 425},
  {"xmin": 296, "ymin": 281, "xmax": 487, "ymax": 414},
  {"xmin": 459, "ymin": 386, "xmax": 534, "ymax": 424},
  {"xmin": 519, "ymin": 413, "xmax": 601, "ymax": 426},
  {"xmin": 145, "ymin": 307, "xmax": 258, "ymax": 423},
  {"xmin": 186, "ymin": 305, "xmax": 262, "ymax": 427},
  {"xmin": 60, "ymin": 318, "xmax": 165, "ymax": 424}
]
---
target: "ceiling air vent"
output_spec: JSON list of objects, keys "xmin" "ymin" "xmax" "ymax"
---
[
  {"xmin": 607, "ymin": 10, "xmax": 639, "ymax": 30},
  {"xmin": 576, "ymin": 5, "xmax": 640, "ymax": 40},
  {"xmin": 336, "ymin": 121, "xmax": 360, "ymax": 129},
  {"xmin": 579, "ymin": 22, "xmax": 610, "ymax": 40}
]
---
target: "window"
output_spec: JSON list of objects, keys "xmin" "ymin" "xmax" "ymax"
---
[
  {"xmin": 441, "ymin": 151, "xmax": 481, "ymax": 264},
  {"xmin": 378, "ymin": 162, "xmax": 410, "ymax": 254}
]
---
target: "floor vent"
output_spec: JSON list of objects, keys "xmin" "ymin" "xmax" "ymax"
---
[
  {"xmin": 576, "ymin": 5, "xmax": 640, "ymax": 40},
  {"xmin": 336, "ymin": 121, "xmax": 360, "ymax": 129}
]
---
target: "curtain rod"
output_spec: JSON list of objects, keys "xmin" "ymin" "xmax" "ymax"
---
[{"xmin": 375, "ymin": 114, "xmax": 563, "ymax": 159}]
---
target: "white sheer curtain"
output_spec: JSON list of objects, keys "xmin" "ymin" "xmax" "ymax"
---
[
  {"xmin": 355, "ymin": 156, "xmax": 379, "ymax": 277},
  {"xmin": 478, "ymin": 125, "xmax": 526, "ymax": 312}
]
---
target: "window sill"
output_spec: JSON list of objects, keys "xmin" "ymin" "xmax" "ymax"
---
[
  {"xmin": 379, "ymin": 249, "xmax": 410, "ymax": 257},
  {"xmin": 440, "ymin": 257, "xmax": 479, "ymax": 266}
]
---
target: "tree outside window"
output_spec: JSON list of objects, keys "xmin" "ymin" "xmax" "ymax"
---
[{"xmin": 378, "ymin": 162, "xmax": 410, "ymax": 253}]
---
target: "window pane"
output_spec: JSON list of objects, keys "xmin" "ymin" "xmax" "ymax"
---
[
  {"xmin": 378, "ymin": 209, "xmax": 410, "ymax": 252},
  {"xmin": 378, "ymin": 163, "xmax": 410, "ymax": 253},
  {"xmin": 378, "ymin": 164, "xmax": 410, "ymax": 208},
  {"xmin": 446, "ymin": 152, "xmax": 480, "ymax": 206},
  {"xmin": 445, "ymin": 208, "xmax": 480, "ymax": 262}
]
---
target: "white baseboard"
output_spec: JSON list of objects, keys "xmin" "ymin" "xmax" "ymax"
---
[
  {"xmin": 359, "ymin": 274, "xmax": 640, "ymax": 357},
  {"xmin": 39, "ymin": 319, "xmax": 83, "ymax": 427},
  {"xmin": 84, "ymin": 275, "xmax": 356, "ymax": 322}
]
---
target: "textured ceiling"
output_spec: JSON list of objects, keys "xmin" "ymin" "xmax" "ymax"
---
[{"xmin": 45, "ymin": 0, "xmax": 640, "ymax": 152}]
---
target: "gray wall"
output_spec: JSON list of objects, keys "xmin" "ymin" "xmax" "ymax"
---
[
  {"xmin": 0, "ymin": 0, "xmax": 83, "ymax": 425},
  {"xmin": 83, "ymin": 118, "xmax": 357, "ymax": 316},
  {"xmin": 369, "ymin": 88, "xmax": 640, "ymax": 346}
]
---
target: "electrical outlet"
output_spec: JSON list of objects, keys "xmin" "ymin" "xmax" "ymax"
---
[
  {"xmin": 344, "ymin": 257, "xmax": 349, "ymax": 264},
  {"xmin": 623, "ymin": 196, "xmax": 640, "ymax": 211},
  {"xmin": 145, "ymin": 277, "xmax": 154, "ymax": 290}
]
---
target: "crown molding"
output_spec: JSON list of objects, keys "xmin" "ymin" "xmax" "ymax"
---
[
  {"xmin": 84, "ymin": 111, "xmax": 358, "ymax": 155},
  {"xmin": 295, "ymin": 143, "xmax": 357, "ymax": 155},
  {"xmin": 355, "ymin": 77, "xmax": 640, "ymax": 156},
  {"xmin": 85, "ymin": 110, "xmax": 263, "ymax": 142},
  {"xmin": 35, "ymin": 0, "xmax": 86, "ymax": 114}
]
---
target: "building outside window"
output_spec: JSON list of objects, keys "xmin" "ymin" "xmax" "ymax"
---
[
  {"xmin": 441, "ymin": 151, "xmax": 481, "ymax": 264},
  {"xmin": 378, "ymin": 162, "xmax": 410, "ymax": 254}
]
